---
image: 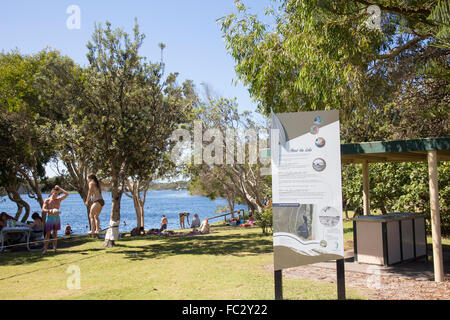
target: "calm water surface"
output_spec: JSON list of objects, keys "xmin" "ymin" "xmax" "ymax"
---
[{"xmin": 0, "ymin": 190, "xmax": 247, "ymax": 235}]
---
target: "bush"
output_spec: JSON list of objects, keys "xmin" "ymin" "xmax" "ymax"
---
[
  {"xmin": 342, "ymin": 162, "xmax": 449, "ymax": 236},
  {"xmin": 255, "ymin": 207, "xmax": 273, "ymax": 235}
]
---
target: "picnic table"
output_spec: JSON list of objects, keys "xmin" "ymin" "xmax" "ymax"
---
[{"xmin": 0, "ymin": 223, "xmax": 43, "ymax": 252}]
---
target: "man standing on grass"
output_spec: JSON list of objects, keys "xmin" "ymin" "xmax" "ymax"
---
[
  {"xmin": 42, "ymin": 185, "xmax": 69, "ymax": 254},
  {"xmin": 160, "ymin": 215, "xmax": 168, "ymax": 232}
]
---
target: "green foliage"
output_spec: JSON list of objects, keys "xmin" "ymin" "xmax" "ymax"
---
[
  {"xmin": 187, "ymin": 94, "xmax": 271, "ymax": 215},
  {"xmin": 342, "ymin": 162, "xmax": 450, "ymax": 235},
  {"xmin": 0, "ymin": 50, "xmax": 57, "ymax": 212},
  {"xmin": 40, "ymin": 175, "xmax": 74, "ymax": 193},
  {"xmin": 80, "ymin": 21, "xmax": 191, "ymax": 180},
  {"xmin": 222, "ymin": 1, "xmax": 449, "ymax": 236},
  {"xmin": 255, "ymin": 206, "xmax": 273, "ymax": 234},
  {"xmin": 428, "ymin": 0, "xmax": 450, "ymax": 47},
  {"xmin": 148, "ymin": 181, "xmax": 189, "ymax": 191},
  {"xmin": 0, "ymin": 21, "xmax": 194, "ymax": 227},
  {"xmin": 220, "ymin": 0, "xmax": 449, "ymax": 142}
]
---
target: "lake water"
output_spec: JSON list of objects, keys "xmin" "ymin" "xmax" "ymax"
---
[{"xmin": 0, "ymin": 190, "xmax": 247, "ymax": 235}]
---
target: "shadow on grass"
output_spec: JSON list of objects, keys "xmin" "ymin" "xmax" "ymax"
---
[
  {"xmin": 109, "ymin": 227, "xmax": 273, "ymax": 261},
  {"xmin": 0, "ymin": 247, "xmax": 108, "ymax": 282},
  {"xmin": 0, "ymin": 226, "xmax": 272, "ymax": 265},
  {"xmin": 343, "ymin": 227, "xmax": 353, "ymax": 235},
  {"xmin": 0, "ymin": 236, "xmax": 102, "ymax": 266}
]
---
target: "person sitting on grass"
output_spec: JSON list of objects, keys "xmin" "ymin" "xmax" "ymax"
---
[
  {"xmin": 21, "ymin": 212, "xmax": 44, "ymax": 245},
  {"xmin": 190, "ymin": 213, "xmax": 201, "ymax": 229},
  {"xmin": 236, "ymin": 211, "xmax": 243, "ymax": 224},
  {"xmin": 0, "ymin": 213, "xmax": 8, "ymax": 231},
  {"xmin": 65, "ymin": 223, "xmax": 72, "ymax": 236},
  {"xmin": 0, "ymin": 212, "xmax": 16, "ymax": 231},
  {"xmin": 28, "ymin": 212, "xmax": 44, "ymax": 236},
  {"xmin": 226, "ymin": 217, "xmax": 237, "ymax": 226},
  {"xmin": 198, "ymin": 219, "xmax": 210, "ymax": 234},
  {"xmin": 227, "ymin": 210, "xmax": 244, "ymax": 226},
  {"xmin": 131, "ymin": 226, "xmax": 145, "ymax": 236},
  {"xmin": 239, "ymin": 214, "xmax": 255, "ymax": 228}
]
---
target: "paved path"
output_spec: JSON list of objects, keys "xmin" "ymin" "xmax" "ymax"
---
[{"xmin": 265, "ymin": 250, "xmax": 450, "ymax": 300}]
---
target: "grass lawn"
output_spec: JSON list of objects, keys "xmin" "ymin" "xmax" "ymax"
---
[{"xmin": 0, "ymin": 224, "xmax": 368, "ymax": 300}]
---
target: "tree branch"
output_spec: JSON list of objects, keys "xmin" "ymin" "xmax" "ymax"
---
[{"xmin": 377, "ymin": 35, "xmax": 427, "ymax": 60}]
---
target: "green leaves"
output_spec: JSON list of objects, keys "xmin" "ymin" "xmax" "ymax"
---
[
  {"xmin": 342, "ymin": 161, "xmax": 450, "ymax": 235},
  {"xmin": 221, "ymin": 0, "xmax": 449, "ymax": 143}
]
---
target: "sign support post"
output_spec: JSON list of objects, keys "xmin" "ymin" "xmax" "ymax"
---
[
  {"xmin": 336, "ymin": 259, "xmax": 346, "ymax": 300},
  {"xmin": 274, "ymin": 270, "xmax": 283, "ymax": 300}
]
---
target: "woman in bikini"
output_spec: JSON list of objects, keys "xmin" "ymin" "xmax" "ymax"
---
[
  {"xmin": 178, "ymin": 212, "xmax": 190, "ymax": 229},
  {"xmin": 85, "ymin": 173, "xmax": 110, "ymax": 234}
]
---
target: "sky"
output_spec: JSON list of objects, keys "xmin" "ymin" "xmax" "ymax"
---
[
  {"xmin": 0, "ymin": 0, "xmax": 270, "ymax": 178},
  {"xmin": 0, "ymin": 0, "xmax": 272, "ymax": 112}
]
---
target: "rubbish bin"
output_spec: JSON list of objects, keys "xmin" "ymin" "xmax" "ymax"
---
[{"xmin": 353, "ymin": 213, "xmax": 427, "ymax": 266}]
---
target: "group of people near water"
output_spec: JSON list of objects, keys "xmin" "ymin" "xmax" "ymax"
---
[
  {"xmin": 157, "ymin": 212, "xmax": 209, "ymax": 235},
  {"xmin": 0, "ymin": 173, "xmax": 110, "ymax": 254},
  {"xmin": 226, "ymin": 209, "xmax": 256, "ymax": 228},
  {"xmin": 1, "ymin": 173, "xmax": 222, "ymax": 253}
]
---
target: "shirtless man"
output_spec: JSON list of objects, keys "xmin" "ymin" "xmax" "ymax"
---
[
  {"xmin": 179, "ymin": 212, "xmax": 190, "ymax": 229},
  {"xmin": 42, "ymin": 185, "xmax": 69, "ymax": 254},
  {"xmin": 160, "ymin": 215, "xmax": 168, "ymax": 232},
  {"xmin": 85, "ymin": 173, "xmax": 111, "ymax": 234}
]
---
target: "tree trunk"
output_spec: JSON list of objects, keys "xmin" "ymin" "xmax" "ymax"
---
[
  {"xmin": 132, "ymin": 196, "xmax": 145, "ymax": 231},
  {"xmin": 139, "ymin": 199, "xmax": 145, "ymax": 231},
  {"xmin": 227, "ymin": 197, "xmax": 235, "ymax": 218},
  {"xmin": 7, "ymin": 188, "xmax": 30, "ymax": 223},
  {"xmin": 18, "ymin": 162, "xmax": 44, "ymax": 208},
  {"xmin": 133, "ymin": 197, "xmax": 141, "ymax": 229},
  {"xmin": 103, "ymin": 172, "xmax": 123, "ymax": 247},
  {"xmin": 125, "ymin": 178, "xmax": 148, "ymax": 233}
]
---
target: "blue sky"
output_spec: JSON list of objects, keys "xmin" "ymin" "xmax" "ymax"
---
[
  {"xmin": 0, "ymin": 1, "xmax": 270, "ymax": 178},
  {"xmin": 0, "ymin": 0, "xmax": 270, "ymax": 113}
]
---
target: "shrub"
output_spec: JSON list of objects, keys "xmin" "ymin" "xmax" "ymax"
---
[{"xmin": 255, "ymin": 207, "xmax": 273, "ymax": 235}]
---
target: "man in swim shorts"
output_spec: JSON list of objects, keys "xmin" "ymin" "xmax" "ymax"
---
[
  {"xmin": 42, "ymin": 185, "xmax": 69, "ymax": 254},
  {"xmin": 160, "ymin": 215, "xmax": 168, "ymax": 232}
]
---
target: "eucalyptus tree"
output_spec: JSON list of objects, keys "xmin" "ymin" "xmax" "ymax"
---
[
  {"xmin": 187, "ymin": 96, "xmax": 271, "ymax": 214},
  {"xmin": 220, "ymin": 0, "xmax": 449, "ymax": 142}
]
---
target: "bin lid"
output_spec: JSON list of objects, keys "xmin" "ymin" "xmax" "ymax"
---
[{"xmin": 353, "ymin": 212, "xmax": 424, "ymax": 222}]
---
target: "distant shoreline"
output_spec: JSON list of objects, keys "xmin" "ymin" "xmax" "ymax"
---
[{"xmin": 1, "ymin": 181, "xmax": 190, "ymax": 196}]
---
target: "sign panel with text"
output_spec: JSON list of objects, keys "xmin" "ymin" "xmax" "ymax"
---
[{"xmin": 271, "ymin": 110, "xmax": 344, "ymax": 270}]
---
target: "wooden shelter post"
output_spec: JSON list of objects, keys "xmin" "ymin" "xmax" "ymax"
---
[
  {"xmin": 362, "ymin": 160, "xmax": 370, "ymax": 216},
  {"xmin": 427, "ymin": 150, "xmax": 444, "ymax": 282}
]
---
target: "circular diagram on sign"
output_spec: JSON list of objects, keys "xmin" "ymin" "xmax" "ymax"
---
[
  {"xmin": 313, "ymin": 116, "xmax": 322, "ymax": 125},
  {"xmin": 318, "ymin": 206, "xmax": 340, "ymax": 228},
  {"xmin": 310, "ymin": 125, "xmax": 319, "ymax": 135},
  {"xmin": 312, "ymin": 158, "xmax": 326, "ymax": 172},
  {"xmin": 315, "ymin": 137, "xmax": 326, "ymax": 148}
]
